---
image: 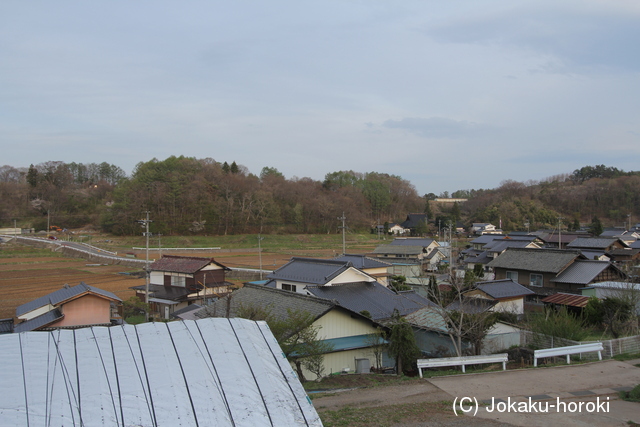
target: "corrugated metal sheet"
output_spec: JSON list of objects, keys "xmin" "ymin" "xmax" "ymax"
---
[
  {"xmin": 0, "ymin": 318, "xmax": 322, "ymax": 427},
  {"xmin": 541, "ymin": 293, "xmax": 590, "ymax": 307}
]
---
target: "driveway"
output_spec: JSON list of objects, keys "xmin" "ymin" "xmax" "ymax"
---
[{"xmin": 427, "ymin": 359, "xmax": 640, "ymax": 426}]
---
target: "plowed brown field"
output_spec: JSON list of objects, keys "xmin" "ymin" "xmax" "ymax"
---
[
  {"xmin": 0, "ymin": 257, "xmax": 143, "ymax": 319},
  {"xmin": 0, "ymin": 248, "xmax": 343, "ymax": 320}
]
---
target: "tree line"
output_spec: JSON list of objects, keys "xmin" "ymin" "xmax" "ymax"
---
[
  {"xmin": 0, "ymin": 157, "xmax": 423, "ymax": 235},
  {"xmin": 1, "ymin": 159, "xmax": 638, "ymax": 235}
]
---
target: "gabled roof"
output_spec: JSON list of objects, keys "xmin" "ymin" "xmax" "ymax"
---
[
  {"xmin": 599, "ymin": 228, "xmax": 628, "ymax": 238},
  {"xmin": 1, "ymin": 319, "xmax": 322, "ymax": 426},
  {"xmin": 16, "ymin": 282, "xmax": 121, "ymax": 317},
  {"xmin": 551, "ymin": 260, "xmax": 623, "ymax": 285},
  {"xmin": 305, "ymin": 282, "xmax": 434, "ymax": 321},
  {"xmin": 334, "ymin": 254, "xmax": 391, "ymax": 269},
  {"xmin": 631, "ymin": 240, "xmax": 640, "ymax": 249},
  {"xmin": 537, "ymin": 232, "xmax": 584, "ymax": 245},
  {"xmin": 567, "ymin": 237, "xmax": 624, "ymax": 250},
  {"xmin": 149, "ymin": 255, "xmax": 230, "ymax": 274},
  {"xmin": 388, "ymin": 238, "xmax": 435, "ymax": 247},
  {"xmin": 197, "ymin": 283, "xmax": 338, "ymax": 321},
  {"xmin": 404, "ymin": 307, "xmax": 448, "ymax": 332},
  {"xmin": 266, "ymin": 257, "xmax": 356, "ymax": 285},
  {"xmin": 474, "ymin": 279, "xmax": 535, "ymax": 299},
  {"xmin": 486, "ymin": 248, "xmax": 584, "ymax": 274}
]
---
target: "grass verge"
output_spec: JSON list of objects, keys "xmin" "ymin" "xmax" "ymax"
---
[{"xmin": 318, "ymin": 401, "xmax": 453, "ymax": 427}]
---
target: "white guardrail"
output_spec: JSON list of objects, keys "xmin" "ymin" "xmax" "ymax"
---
[
  {"xmin": 417, "ymin": 353, "xmax": 508, "ymax": 377},
  {"xmin": 533, "ymin": 342, "xmax": 603, "ymax": 367}
]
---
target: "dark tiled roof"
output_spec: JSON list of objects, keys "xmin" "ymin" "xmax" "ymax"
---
[
  {"xmin": 469, "ymin": 235, "xmax": 506, "ymax": 245},
  {"xmin": 551, "ymin": 260, "xmax": 621, "ymax": 285},
  {"xmin": 400, "ymin": 214, "xmax": 428, "ymax": 229},
  {"xmin": 567, "ymin": 237, "xmax": 621, "ymax": 250},
  {"xmin": 170, "ymin": 304, "xmax": 202, "ymax": 319},
  {"xmin": 14, "ymin": 309, "xmax": 64, "ymax": 333},
  {"xmin": 196, "ymin": 284, "xmax": 336, "ymax": 321},
  {"xmin": 486, "ymin": 248, "xmax": 583, "ymax": 274},
  {"xmin": 149, "ymin": 255, "xmax": 229, "ymax": 274},
  {"xmin": 579, "ymin": 249, "xmax": 607, "ymax": 260},
  {"xmin": 446, "ymin": 297, "xmax": 498, "ymax": 314},
  {"xmin": 373, "ymin": 245, "xmax": 424, "ymax": 255},
  {"xmin": 486, "ymin": 240, "xmax": 537, "ymax": 253},
  {"xmin": 0, "ymin": 318, "xmax": 13, "ymax": 334},
  {"xmin": 266, "ymin": 257, "xmax": 354, "ymax": 285},
  {"xmin": 16, "ymin": 282, "xmax": 121, "ymax": 317},
  {"xmin": 475, "ymin": 279, "xmax": 535, "ymax": 299},
  {"xmin": 463, "ymin": 252, "xmax": 493, "ymax": 265},
  {"xmin": 131, "ymin": 284, "xmax": 191, "ymax": 301},
  {"xmin": 541, "ymin": 293, "xmax": 590, "ymax": 308},
  {"xmin": 389, "ymin": 238, "xmax": 434, "ymax": 247},
  {"xmin": 334, "ymin": 254, "xmax": 391, "ymax": 269},
  {"xmin": 631, "ymin": 240, "xmax": 640, "ymax": 249},
  {"xmin": 305, "ymin": 282, "xmax": 434, "ymax": 321}
]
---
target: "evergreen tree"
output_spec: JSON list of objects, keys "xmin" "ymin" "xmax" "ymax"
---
[
  {"xmin": 26, "ymin": 164, "xmax": 38, "ymax": 188},
  {"xmin": 387, "ymin": 310, "xmax": 421, "ymax": 374},
  {"xmin": 230, "ymin": 161, "xmax": 239, "ymax": 174},
  {"xmin": 222, "ymin": 161, "xmax": 230, "ymax": 174},
  {"xmin": 590, "ymin": 216, "xmax": 603, "ymax": 236}
]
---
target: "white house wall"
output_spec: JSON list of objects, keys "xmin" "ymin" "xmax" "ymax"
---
[
  {"xmin": 328, "ymin": 268, "xmax": 375, "ymax": 285},
  {"xmin": 313, "ymin": 310, "xmax": 378, "ymax": 340}
]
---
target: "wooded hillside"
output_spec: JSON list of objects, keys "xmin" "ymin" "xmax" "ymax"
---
[{"xmin": 1, "ymin": 159, "xmax": 638, "ymax": 235}]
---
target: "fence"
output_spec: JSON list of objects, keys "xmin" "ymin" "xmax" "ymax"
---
[{"xmin": 521, "ymin": 330, "xmax": 640, "ymax": 359}]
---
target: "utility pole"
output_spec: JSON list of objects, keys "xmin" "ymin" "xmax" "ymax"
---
[
  {"xmin": 338, "ymin": 212, "xmax": 346, "ymax": 255},
  {"xmin": 258, "ymin": 233, "xmax": 264, "ymax": 280},
  {"xmin": 557, "ymin": 217, "xmax": 564, "ymax": 249},
  {"xmin": 136, "ymin": 212, "xmax": 153, "ymax": 321}
]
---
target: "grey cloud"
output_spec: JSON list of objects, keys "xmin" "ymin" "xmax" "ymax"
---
[
  {"xmin": 382, "ymin": 117, "xmax": 492, "ymax": 138},
  {"xmin": 425, "ymin": 4, "xmax": 640, "ymax": 73}
]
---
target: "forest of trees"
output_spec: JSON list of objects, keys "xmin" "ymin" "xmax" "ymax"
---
[{"xmin": 1, "ymin": 159, "xmax": 638, "ymax": 235}]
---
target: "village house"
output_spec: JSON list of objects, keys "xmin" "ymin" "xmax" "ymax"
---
[
  {"xmin": 131, "ymin": 255, "xmax": 232, "ymax": 319},
  {"xmin": 14, "ymin": 282, "xmax": 122, "ymax": 333},
  {"xmin": 486, "ymin": 247, "xmax": 627, "ymax": 301},
  {"xmin": 196, "ymin": 284, "xmax": 388, "ymax": 379}
]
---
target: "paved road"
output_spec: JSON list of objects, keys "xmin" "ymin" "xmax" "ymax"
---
[
  {"xmin": 312, "ymin": 359, "xmax": 640, "ymax": 426},
  {"xmin": 427, "ymin": 359, "xmax": 640, "ymax": 426}
]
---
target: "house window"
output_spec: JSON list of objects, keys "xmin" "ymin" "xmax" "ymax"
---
[
  {"xmin": 171, "ymin": 276, "xmax": 186, "ymax": 287},
  {"xmin": 506, "ymin": 271, "xmax": 518, "ymax": 281},
  {"xmin": 282, "ymin": 283, "xmax": 297, "ymax": 292},
  {"xmin": 530, "ymin": 274, "xmax": 543, "ymax": 287}
]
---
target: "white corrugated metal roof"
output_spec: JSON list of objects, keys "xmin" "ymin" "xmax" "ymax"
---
[{"xmin": 0, "ymin": 318, "xmax": 322, "ymax": 427}]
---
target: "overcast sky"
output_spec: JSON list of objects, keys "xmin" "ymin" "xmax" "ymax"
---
[{"xmin": 2, "ymin": 0, "xmax": 639, "ymax": 195}]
